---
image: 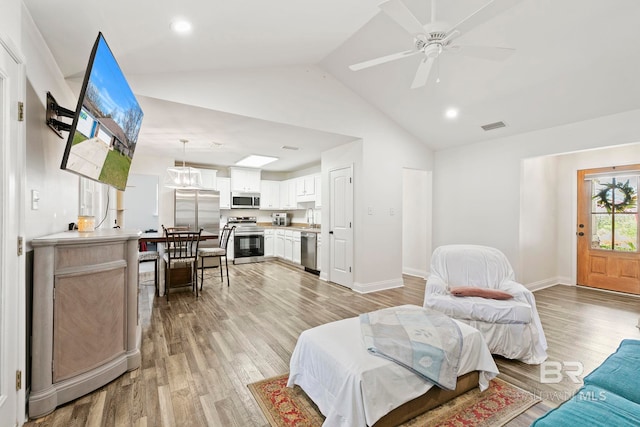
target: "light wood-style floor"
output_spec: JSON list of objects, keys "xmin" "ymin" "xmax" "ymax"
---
[{"xmin": 26, "ymin": 261, "xmax": 640, "ymax": 426}]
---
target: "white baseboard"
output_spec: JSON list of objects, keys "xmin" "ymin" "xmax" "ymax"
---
[
  {"xmin": 352, "ymin": 278, "xmax": 404, "ymax": 294},
  {"xmin": 402, "ymin": 267, "xmax": 428, "ymax": 279},
  {"xmin": 526, "ymin": 276, "xmax": 574, "ymax": 292},
  {"xmin": 319, "ymin": 271, "xmax": 329, "ymax": 281}
]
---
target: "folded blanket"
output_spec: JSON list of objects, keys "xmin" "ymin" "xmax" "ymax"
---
[{"xmin": 360, "ymin": 306, "xmax": 462, "ymax": 390}]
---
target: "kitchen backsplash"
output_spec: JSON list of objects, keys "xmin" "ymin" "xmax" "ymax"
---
[{"xmin": 221, "ymin": 208, "xmax": 321, "ymax": 226}]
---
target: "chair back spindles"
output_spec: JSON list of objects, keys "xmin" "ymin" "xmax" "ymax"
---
[{"xmin": 163, "ymin": 228, "xmax": 202, "ymax": 301}]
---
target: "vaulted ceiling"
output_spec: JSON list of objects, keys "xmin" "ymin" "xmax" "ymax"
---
[{"xmin": 23, "ymin": 0, "xmax": 640, "ymax": 170}]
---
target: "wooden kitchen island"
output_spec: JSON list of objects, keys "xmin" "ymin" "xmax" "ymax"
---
[{"xmin": 29, "ymin": 229, "xmax": 141, "ymax": 418}]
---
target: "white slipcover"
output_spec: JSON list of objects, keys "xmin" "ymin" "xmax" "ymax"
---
[{"xmin": 423, "ymin": 245, "xmax": 548, "ymax": 364}]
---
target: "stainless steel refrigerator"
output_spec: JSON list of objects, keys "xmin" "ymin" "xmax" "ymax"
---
[{"xmin": 174, "ymin": 189, "xmax": 220, "ymax": 267}]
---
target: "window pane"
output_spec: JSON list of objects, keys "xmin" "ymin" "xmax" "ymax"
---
[
  {"xmin": 617, "ymin": 176, "xmax": 637, "ymax": 214},
  {"xmin": 592, "ymin": 178, "xmax": 613, "ymax": 213},
  {"xmin": 591, "ymin": 213, "xmax": 612, "ymax": 250},
  {"xmin": 613, "ymin": 214, "xmax": 638, "ymax": 252}
]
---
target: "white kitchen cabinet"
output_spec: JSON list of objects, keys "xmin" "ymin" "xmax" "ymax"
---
[
  {"xmin": 216, "ymin": 177, "xmax": 231, "ymax": 209},
  {"xmin": 296, "ymin": 175, "xmax": 316, "ymax": 201},
  {"xmin": 317, "ymin": 233, "xmax": 322, "ymax": 272},
  {"xmin": 284, "ymin": 230, "xmax": 293, "ymax": 261},
  {"xmin": 199, "ymin": 169, "xmax": 217, "ymax": 190},
  {"xmin": 280, "ymin": 179, "xmax": 298, "ymax": 210},
  {"xmin": 314, "ymin": 174, "xmax": 322, "ymax": 208},
  {"xmin": 275, "ymin": 230, "xmax": 285, "ymax": 258},
  {"xmin": 264, "ymin": 229, "xmax": 274, "ymax": 257},
  {"xmin": 260, "ymin": 180, "xmax": 280, "ymax": 210},
  {"xmin": 230, "ymin": 167, "xmax": 261, "ymax": 193},
  {"xmin": 296, "ymin": 175, "xmax": 316, "ymax": 197},
  {"xmin": 293, "ymin": 231, "xmax": 301, "ymax": 264}
]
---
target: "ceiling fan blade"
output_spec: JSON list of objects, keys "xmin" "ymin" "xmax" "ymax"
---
[
  {"xmin": 452, "ymin": 45, "xmax": 515, "ymax": 60},
  {"xmin": 349, "ymin": 50, "xmax": 419, "ymax": 71},
  {"xmin": 379, "ymin": 0, "xmax": 425, "ymax": 36},
  {"xmin": 411, "ymin": 56, "xmax": 434, "ymax": 89},
  {"xmin": 445, "ymin": 0, "xmax": 522, "ymax": 39}
]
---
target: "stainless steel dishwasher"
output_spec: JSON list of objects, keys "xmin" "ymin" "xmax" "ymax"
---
[{"xmin": 301, "ymin": 232, "xmax": 318, "ymax": 273}]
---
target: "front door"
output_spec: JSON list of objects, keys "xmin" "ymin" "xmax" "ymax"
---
[
  {"xmin": 329, "ymin": 166, "xmax": 353, "ymax": 288},
  {"xmin": 577, "ymin": 165, "xmax": 640, "ymax": 294},
  {"xmin": 0, "ymin": 38, "xmax": 25, "ymax": 425}
]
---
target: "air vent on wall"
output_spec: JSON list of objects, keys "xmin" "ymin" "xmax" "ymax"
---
[{"xmin": 481, "ymin": 121, "xmax": 507, "ymax": 131}]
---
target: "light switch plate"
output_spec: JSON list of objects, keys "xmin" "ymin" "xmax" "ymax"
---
[{"xmin": 31, "ymin": 190, "xmax": 40, "ymax": 210}]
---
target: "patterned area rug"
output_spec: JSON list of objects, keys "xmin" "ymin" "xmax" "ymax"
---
[{"xmin": 248, "ymin": 374, "xmax": 540, "ymax": 427}]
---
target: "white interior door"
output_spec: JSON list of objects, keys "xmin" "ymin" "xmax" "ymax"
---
[
  {"xmin": 0, "ymin": 39, "xmax": 25, "ymax": 426},
  {"xmin": 329, "ymin": 166, "xmax": 353, "ymax": 288}
]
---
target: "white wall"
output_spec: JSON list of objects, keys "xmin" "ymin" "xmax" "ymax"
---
[
  {"xmin": 0, "ymin": 0, "xmax": 21, "ymax": 50},
  {"xmin": 127, "ymin": 154, "xmax": 175, "ymax": 231},
  {"xmin": 402, "ymin": 169, "xmax": 431, "ymax": 278},
  {"xmin": 129, "ymin": 66, "xmax": 435, "ymax": 290},
  {"xmin": 434, "ymin": 109, "xmax": 640, "ymax": 287},
  {"xmin": 519, "ymin": 155, "xmax": 559, "ymax": 286},
  {"xmin": 23, "ymin": 7, "xmax": 80, "ymax": 248}
]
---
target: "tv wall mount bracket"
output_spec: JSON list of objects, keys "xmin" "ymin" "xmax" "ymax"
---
[{"xmin": 46, "ymin": 91, "xmax": 74, "ymax": 139}]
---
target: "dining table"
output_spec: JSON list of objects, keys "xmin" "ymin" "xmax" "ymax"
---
[
  {"xmin": 138, "ymin": 230, "xmax": 219, "ymax": 245},
  {"xmin": 138, "ymin": 230, "xmax": 219, "ymax": 295}
]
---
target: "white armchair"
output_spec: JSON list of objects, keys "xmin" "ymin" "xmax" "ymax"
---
[{"xmin": 423, "ymin": 245, "xmax": 548, "ymax": 364}]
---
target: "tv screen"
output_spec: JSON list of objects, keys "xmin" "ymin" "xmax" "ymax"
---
[{"xmin": 60, "ymin": 32, "xmax": 144, "ymax": 191}]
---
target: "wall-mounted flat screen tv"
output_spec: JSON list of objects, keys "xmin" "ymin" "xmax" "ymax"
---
[{"xmin": 60, "ymin": 32, "xmax": 144, "ymax": 191}]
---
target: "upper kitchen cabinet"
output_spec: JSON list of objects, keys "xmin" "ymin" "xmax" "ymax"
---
[
  {"xmin": 198, "ymin": 169, "xmax": 217, "ymax": 190},
  {"xmin": 230, "ymin": 167, "xmax": 261, "ymax": 193},
  {"xmin": 280, "ymin": 179, "xmax": 297, "ymax": 210},
  {"xmin": 260, "ymin": 180, "xmax": 281, "ymax": 210},
  {"xmin": 216, "ymin": 177, "xmax": 231, "ymax": 209},
  {"xmin": 296, "ymin": 175, "xmax": 316, "ymax": 202}
]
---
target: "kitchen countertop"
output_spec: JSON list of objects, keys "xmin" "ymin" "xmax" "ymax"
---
[{"xmin": 258, "ymin": 223, "xmax": 321, "ymax": 233}]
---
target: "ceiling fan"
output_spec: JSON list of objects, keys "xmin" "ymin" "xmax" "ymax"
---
[{"xmin": 349, "ymin": 0, "xmax": 521, "ymax": 89}]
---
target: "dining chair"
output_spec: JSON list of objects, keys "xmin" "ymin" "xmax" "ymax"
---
[
  {"xmin": 197, "ymin": 225, "xmax": 235, "ymax": 291},
  {"xmin": 163, "ymin": 228, "xmax": 202, "ymax": 301},
  {"xmin": 138, "ymin": 249, "xmax": 160, "ymax": 296}
]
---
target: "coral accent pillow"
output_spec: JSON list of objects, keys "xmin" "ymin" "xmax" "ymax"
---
[{"xmin": 450, "ymin": 286, "xmax": 513, "ymax": 300}]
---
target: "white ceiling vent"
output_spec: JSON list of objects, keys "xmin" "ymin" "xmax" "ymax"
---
[
  {"xmin": 281, "ymin": 145, "xmax": 299, "ymax": 150},
  {"xmin": 481, "ymin": 121, "xmax": 507, "ymax": 131}
]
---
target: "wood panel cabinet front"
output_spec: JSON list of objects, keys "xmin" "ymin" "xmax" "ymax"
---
[{"xmin": 53, "ymin": 265, "xmax": 126, "ymax": 382}]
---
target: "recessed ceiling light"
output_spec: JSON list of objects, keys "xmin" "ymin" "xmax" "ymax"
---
[
  {"xmin": 171, "ymin": 19, "xmax": 192, "ymax": 34},
  {"xmin": 445, "ymin": 108, "xmax": 459, "ymax": 119},
  {"xmin": 235, "ymin": 155, "xmax": 278, "ymax": 168}
]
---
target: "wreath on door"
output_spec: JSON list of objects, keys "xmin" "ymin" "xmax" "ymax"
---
[{"xmin": 593, "ymin": 179, "xmax": 637, "ymax": 213}]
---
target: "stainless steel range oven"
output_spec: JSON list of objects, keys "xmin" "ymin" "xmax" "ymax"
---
[{"xmin": 228, "ymin": 216, "xmax": 265, "ymax": 264}]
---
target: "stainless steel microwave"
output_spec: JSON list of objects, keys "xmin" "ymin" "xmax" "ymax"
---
[{"xmin": 231, "ymin": 193, "xmax": 260, "ymax": 209}]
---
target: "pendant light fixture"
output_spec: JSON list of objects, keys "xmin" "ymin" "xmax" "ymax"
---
[{"xmin": 164, "ymin": 139, "xmax": 202, "ymax": 189}]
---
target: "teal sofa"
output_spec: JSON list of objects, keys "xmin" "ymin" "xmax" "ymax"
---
[{"xmin": 532, "ymin": 339, "xmax": 640, "ymax": 426}]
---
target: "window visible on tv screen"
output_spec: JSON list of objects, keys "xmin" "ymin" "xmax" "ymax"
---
[{"xmin": 60, "ymin": 33, "xmax": 144, "ymax": 191}]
